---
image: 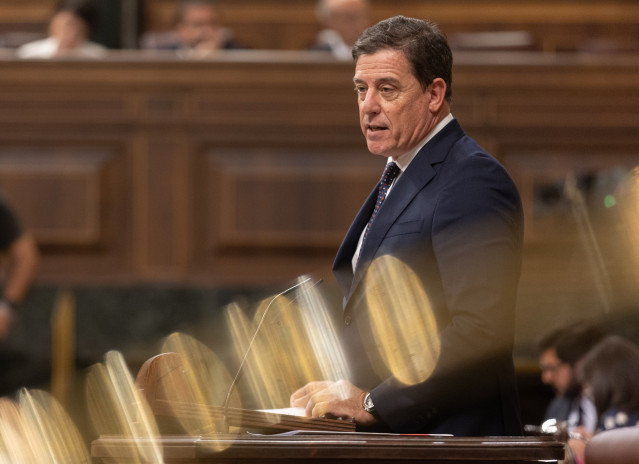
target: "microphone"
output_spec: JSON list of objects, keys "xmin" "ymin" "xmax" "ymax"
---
[{"xmin": 222, "ymin": 276, "xmax": 322, "ymax": 432}]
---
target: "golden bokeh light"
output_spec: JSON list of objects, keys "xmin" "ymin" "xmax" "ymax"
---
[
  {"xmin": 18, "ymin": 388, "xmax": 91, "ymax": 463},
  {"xmin": 362, "ymin": 255, "xmax": 441, "ymax": 386},
  {"xmin": 86, "ymin": 350, "xmax": 163, "ymax": 464},
  {"xmin": 294, "ymin": 277, "xmax": 350, "ymax": 385},
  {"xmin": 226, "ymin": 276, "xmax": 350, "ymax": 412},
  {"xmin": 157, "ymin": 332, "xmax": 238, "ymax": 449},
  {"xmin": 0, "ymin": 396, "xmax": 45, "ymax": 462},
  {"xmin": 0, "ymin": 389, "xmax": 90, "ymax": 463},
  {"xmin": 226, "ymin": 300, "xmax": 283, "ymax": 411}
]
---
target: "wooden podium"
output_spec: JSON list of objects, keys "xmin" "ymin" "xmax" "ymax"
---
[
  {"xmin": 98, "ymin": 353, "xmax": 563, "ymax": 463},
  {"xmin": 91, "ymin": 432, "xmax": 565, "ymax": 463}
]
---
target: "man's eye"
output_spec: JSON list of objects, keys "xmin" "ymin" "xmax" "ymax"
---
[
  {"xmin": 355, "ymin": 86, "xmax": 367, "ymax": 94},
  {"xmin": 381, "ymin": 86, "xmax": 394, "ymax": 94}
]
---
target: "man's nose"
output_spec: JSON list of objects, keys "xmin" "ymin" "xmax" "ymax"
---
[{"xmin": 360, "ymin": 90, "xmax": 381, "ymax": 114}]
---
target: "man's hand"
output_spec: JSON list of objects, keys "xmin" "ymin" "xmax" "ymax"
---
[{"xmin": 290, "ymin": 380, "xmax": 379, "ymax": 426}]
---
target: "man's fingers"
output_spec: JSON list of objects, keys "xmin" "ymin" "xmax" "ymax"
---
[
  {"xmin": 313, "ymin": 400, "xmax": 355, "ymax": 422},
  {"xmin": 290, "ymin": 383, "xmax": 317, "ymax": 406},
  {"xmin": 302, "ymin": 388, "xmax": 333, "ymax": 416},
  {"xmin": 305, "ymin": 388, "xmax": 343, "ymax": 417},
  {"xmin": 290, "ymin": 381, "xmax": 333, "ymax": 407},
  {"xmin": 289, "ymin": 384, "xmax": 312, "ymax": 406},
  {"xmin": 311, "ymin": 401, "xmax": 329, "ymax": 418},
  {"xmin": 290, "ymin": 391, "xmax": 313, "ymax": 408}
]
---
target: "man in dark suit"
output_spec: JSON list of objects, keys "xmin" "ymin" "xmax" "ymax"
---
[{"xmin": 290, "ymin": 15, "xmax": 524, "ymax": 436}]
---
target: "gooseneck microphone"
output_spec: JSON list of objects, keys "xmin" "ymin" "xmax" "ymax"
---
[{"xmin": 222, "ymin": 276, "xmax": 321, "ymax": 432}]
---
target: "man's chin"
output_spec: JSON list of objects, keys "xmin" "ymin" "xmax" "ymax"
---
[{"xmin": 366, "ymin": 142, "xmax": 390, "ymax": 157}]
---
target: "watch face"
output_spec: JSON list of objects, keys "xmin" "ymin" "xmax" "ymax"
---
[{"xmin": 364, "ymin": 394, "xmax": 374, "ymax": 412}]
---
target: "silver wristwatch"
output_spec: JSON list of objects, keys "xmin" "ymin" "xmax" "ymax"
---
[{"xmin": 363, "ymin": 393, "xmax": 378, "ymax": 417}]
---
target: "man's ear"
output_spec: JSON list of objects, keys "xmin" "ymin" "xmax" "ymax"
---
[{"xmin": 427, "ymin": 78, "xmax": 447, "ymax": 112}]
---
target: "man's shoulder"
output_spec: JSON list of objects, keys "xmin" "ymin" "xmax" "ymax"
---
[
  {"xmin": 442, "ymin": 135, "xmax": 511, "ymax": 183},
  {"xmin": 421, "ymin": 119, "xmax": 498, "ymax": 167}
]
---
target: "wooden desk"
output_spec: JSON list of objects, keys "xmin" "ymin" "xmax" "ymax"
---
[{"xmin": 91, "ymin": 433, "xmax": 565, "ymax": 463}]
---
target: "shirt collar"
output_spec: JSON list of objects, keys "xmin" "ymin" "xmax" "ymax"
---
[{"xmin": 390, "ymin": 113, "xmax": 455, "ymax": 172}]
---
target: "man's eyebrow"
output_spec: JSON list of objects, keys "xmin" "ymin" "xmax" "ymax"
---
[{"xmin": 353, "ymin": 77, "xmax": 401, "ymax": 86}]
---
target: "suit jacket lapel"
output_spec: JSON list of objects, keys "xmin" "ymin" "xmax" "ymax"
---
[
  {"xmin": 349, "ymin": 156, "xmax": 436, "ymax": 298},
  {"xmin": 335, "ymin": 119, "xmax": 465, "ymax": 304}
]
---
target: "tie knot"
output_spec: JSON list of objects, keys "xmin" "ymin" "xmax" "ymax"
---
[{"xmin": 381, "ymin": 162, "xmax": 400, "ymax": 186}]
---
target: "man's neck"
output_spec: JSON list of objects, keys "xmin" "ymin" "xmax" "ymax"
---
[{"xmin": 392, "ymin": 113, "xmax": 454, "ymax": 169}]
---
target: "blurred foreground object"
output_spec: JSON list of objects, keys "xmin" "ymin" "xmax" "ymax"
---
[
  {"xmin": 86, "ymin": 350, "xmax": 163, "ymax": 464},
  {"xmin": 585, "ymin": 425, "xmax": 639, "ymax": 464},
  {"xmin": 135, "ymin": 348, "xmax": 355, "ymax": 434},
  {"xmin": 51, "ymin": 289, "xmax": 76, "ymax": 408},
  {"xmin": 0, "ymin": 389, "xmax": 90, "ymax": 462}
]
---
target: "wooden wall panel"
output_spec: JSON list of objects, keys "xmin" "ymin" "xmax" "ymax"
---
[
  {"xmin": 208, "ymin": 149, "xmax": 378, "ymax": 249},
  {"xmin": 0, "ymin": 149, "xmax": 108, "ymax": 246},
  {"xmin": 0, "ymin": 92, "xmax": 131, "ymax": 124},
  {"xmin": 0, "ymin": 140, "xmax": 134, "ymax": 283},
  {"xmin": 0, "ymin": 0, "xmax": 53, "ymax": 25},
  {"xmin": 0, "ymin": 51, "xmax": 637, "ymax": 295},
  {"xmin": 133, "ymin": 130, "xmax": 192, "ymax": 279}
]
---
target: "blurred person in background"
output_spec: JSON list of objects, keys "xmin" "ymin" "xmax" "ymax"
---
[
  {"xmin": 142, "ymin": 0, "xmax": 242, "ymax": 53},
  {"xmin": 310, "ymin": 0, "xmax": 370, "ymax": 60},
  {"xmin": 0, "ymin": 195, "xmax": 39, "ymax": 341},
  {"xmin": 579, "ymin": 335, "xmax": 639, "ymax": 431},
  {"xmin": 16, "ymin": 0, "xmax": 106, "ymax": 59},
  {"xmin": 537, "ymin": 321, "xmax": 605, "ymax": 435},
  {"xmin": 567, "ymin": 335, "xmax": 639, "ymax": 464}
]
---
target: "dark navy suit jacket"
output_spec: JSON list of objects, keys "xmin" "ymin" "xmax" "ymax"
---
[{"xmin": 333, "ymin": 119, "xmax": 524, "ymax": 436}]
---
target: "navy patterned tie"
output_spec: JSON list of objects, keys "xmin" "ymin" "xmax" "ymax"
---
[{"xmin": 358, "ymin": 162, "xmax": 400, "ymax": 262}]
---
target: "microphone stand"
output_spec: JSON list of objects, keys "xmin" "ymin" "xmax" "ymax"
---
[{"xmin": 222, "ymin": 276, "xmax": 320, "ymax": 432}]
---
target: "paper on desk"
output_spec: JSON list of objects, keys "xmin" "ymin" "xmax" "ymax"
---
[{"xmin": 258, "ymin": 407, "xmax": 307, "ymax": 417}]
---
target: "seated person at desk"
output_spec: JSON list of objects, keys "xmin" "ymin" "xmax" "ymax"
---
[
  {"xmin": 309, "ymin": 0, "xmax": 370, "ymax": 60},
  {"xmin": 579, "ymin": 335, "xmax": 639, "ymax": 431},
  {"xmin": 567, "ymin": 335, "xmax": 639, "ymax": 464},
  {"xmin": 292, "ymin": 16, "xmax": 524, "ymax": 436},
  {"xmin": 141, "ymin": 0, "xmax": 242, "ymax": 53},
  {"xmin": 16, "ymin": 0, "xmax": 106, "ymax": 59},
  {"xmin": 538, "ymin": 321, "xmax": 604, "ymax": 435}
]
